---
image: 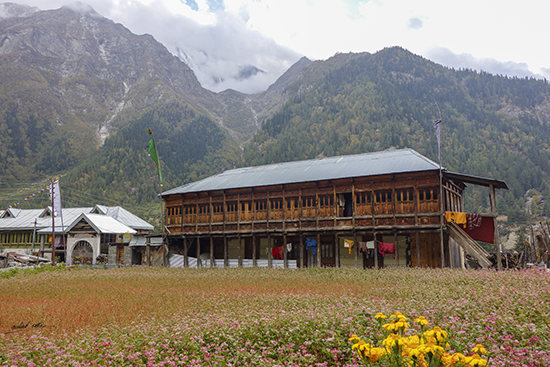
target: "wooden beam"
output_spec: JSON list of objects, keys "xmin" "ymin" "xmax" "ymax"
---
[
  {"xmin": 490, "ymin": 184, "xmax": 502, "ymax": 271},
  {"xmin": 416, "ymin": 232, "xmax": 421, "ymax": 267}
]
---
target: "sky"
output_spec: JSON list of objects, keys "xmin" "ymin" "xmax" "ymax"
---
[{"xmin": 6, "ymin": 0, "xmax": 550, "ymax": 94}]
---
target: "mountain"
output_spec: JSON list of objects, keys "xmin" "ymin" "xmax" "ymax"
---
[
  {"xmin": 2, "ymin": 4, "xmax": 550, "ymax": 224},
  {"xmin": 243, "ymin": 47, "xmax": 550, "ymax": 217}
]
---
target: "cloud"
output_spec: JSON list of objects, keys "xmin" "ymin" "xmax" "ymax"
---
[
  {"xmin": 407, "ymin": 17, "xmax": 423, "ymax": 30},
  {"xmin": 5, "ymin": 0, "xmax": 550, "ymax": 92},
  {"xmin": 425, "ymin": 46, "xmax": 543, "ymax": 79},
  {"xmin": 8, "ymin": 0, "xmax": 301, "ymax": 93}
]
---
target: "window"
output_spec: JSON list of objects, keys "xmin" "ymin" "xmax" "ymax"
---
[
  {"xmin": 227, "ymin": 202, "xmax": 237, "ymax": 212},
  {"xmin": 255, "ymin": 201, "xmax": 267, "ymax": 211},
  {"xmin": 356, "ymin": 192, "xmax": 371, "ymax": 204},
  {"xmin": 241, "ymin": 202, "xmax": 250, "ymax": 212},
  {"xmin": 199, "ymin": 204, "xmax": 210, "ymax": 214},
  {"xmin": 270, "ymin": 199, "xmax": 283, "ymax": 210},
  {"xmin": 376, "ymin": 191, "xmax": 392, "ymax": 203},
  {"xmin": 302, "ymin": 197, "xmax": 316, "ymax": 208},
  {"xmin": 320, "ymin": 195, "xmax": 334, "ymax": 207},
  {"xmin": 396, "ymin": 190, "xmax": 414, "ymax": 202},
  {"xmin": 418, "ymin": 189, "xmax": 438, "ymax": 201},
  {"xmin": 287, "ymin": 198, "xmax": 299, "ymax": 209},
  {"xmin": 185, "ymin": 206, "xmax": 196, "ymax": 215}
]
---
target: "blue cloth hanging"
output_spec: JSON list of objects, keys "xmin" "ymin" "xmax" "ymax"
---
[{"xmin": 305, "ymin": 238, "xmax": 317, "ymax": 255}]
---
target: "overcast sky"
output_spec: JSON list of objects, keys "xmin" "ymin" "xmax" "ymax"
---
[{"xmin": 7, "ymin": 0, "xmax": 550, "ymax": 94}]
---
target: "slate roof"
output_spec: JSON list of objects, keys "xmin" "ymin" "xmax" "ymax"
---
[{"xmin": 163, "ymin": 149, "xmax": 442, "ymax": 196}]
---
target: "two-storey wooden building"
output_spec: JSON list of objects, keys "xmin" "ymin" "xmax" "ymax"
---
[{"xmin": 161, "ymin": 149, "xmax": 507, "ymax": 269}]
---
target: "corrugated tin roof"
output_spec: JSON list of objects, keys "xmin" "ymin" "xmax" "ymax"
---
[
  {"xmin": 163, "ymin": 149, "xmax": 442, "ymax": 196},
  {"xmin": 0, "ymin": 206, "xmax": 153, "ymax": 232},
  {"xmin": 75, "ymin": 214, "xmax": 137, "ymax": 234}
]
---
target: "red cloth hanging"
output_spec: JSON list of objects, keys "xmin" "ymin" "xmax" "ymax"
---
[
  {"xmin": 463, "ymin": 216, "xmax": 494, "ymax": 244},
  {"xmin": 378, "ymin": 242, "xmax": 395, "ymax": 258},
  {"xmin": 272, "ymin": 246, "xmax": 284, "ymax": 260}
]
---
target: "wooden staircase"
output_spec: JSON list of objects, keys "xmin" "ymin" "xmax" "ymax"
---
[{"xmin": 447, "ymin": 221, "xmax": 492, "ymax": 269}]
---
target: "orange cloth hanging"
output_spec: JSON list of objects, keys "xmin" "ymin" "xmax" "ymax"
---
[{"xmin": 445, "ymin": 211, "xmax": 467, "ymax": 228}]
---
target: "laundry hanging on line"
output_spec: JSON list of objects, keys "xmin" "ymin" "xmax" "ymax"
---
[
  {"xmin": 305, "ymin": 238, "xmax": 317, "ymax": 255},
  {"xmin": 343, "ymin": 239, "xmax": 354, "ymax": 255},
  {"xmin": 378, "ymin": 241, "xmax": 396, "ymax": 258}
]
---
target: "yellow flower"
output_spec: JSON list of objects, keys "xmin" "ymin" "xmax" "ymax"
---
[
  {"xmin": 414, "ymin": 316, "xmax": 429, "ymax": 326},
  {"xmin": 390, "ymin": 311, "xmax": 404, "ymax": 318},
  {"xmin": 374, "ymin": 312, "xmax": 387, "ymax": 320},
  {"xmin": 364, "ymin": 347, "xmax": 386, "ymax": 363},
  {"xmin": 423, "ymin": 327, "xmax": 448, "ymax": 346},
  {"xmin": 382, "ymin": 333, "xmax": 402, "ymax": 350},
  {"xmin": 472, "ymin": 344, "xmax": 487, "ymax": 355},
  {"xmin": 465, "ymin": 353, "xmax": 488, "ymax": 366}
]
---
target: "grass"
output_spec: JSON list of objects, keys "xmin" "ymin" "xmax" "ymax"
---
[{"xmin": 0, "ymin": 266, "xmax": 549, "ymax": 366}]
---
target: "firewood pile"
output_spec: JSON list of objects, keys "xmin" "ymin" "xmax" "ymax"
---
[
  {"xmin": 487, "ymin": 252, "xmax": 524, "ymax": 269},
  {"xmin": 95, "ymin": 254, "xmax": 108, "ymax": 265},
  {"xmin": 0, "ymin": 252, "xmax": 50, "ymax": 268}
]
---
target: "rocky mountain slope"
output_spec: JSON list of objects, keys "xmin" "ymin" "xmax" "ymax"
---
[{"xmin": 0, "ymin": 3, "xmax": 293, "ymax": 184}]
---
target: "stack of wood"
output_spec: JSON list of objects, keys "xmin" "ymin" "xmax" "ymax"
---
[
  {"xmin": 0, "ymin": 252, "xmax": 49, "ymax": 268},
  {"xmin": 487, "ymin": 251, "xmax": 523, "ymax": 269}
]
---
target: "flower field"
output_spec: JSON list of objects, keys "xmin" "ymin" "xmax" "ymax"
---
[{"xmin": 1, "ymin": 266, "xmax": 549, "ymax": 366}]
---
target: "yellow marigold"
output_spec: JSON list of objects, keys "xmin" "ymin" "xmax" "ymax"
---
[
  {"xmin": 465, "ymin": 353, "xmax": 488, "ymax": 366},
  {"xmin": 374, "ymin": 312, "xmax": 387, "ymax": 320},
  {"xmin": 418, "ymin": 343, "xmax": 445, "ymax": 357},
  {"xmin": 363, "ymin": 347, "xmax": 386, "ymax": 363},
  {"xmin": 348, "ymin": 334, "xmax": 361, "ymax": 343},
  {"xmin": 472, "ymin": 344, "xmax": 487, "ymax": 355},
  {"xmin": 390, "ymin": 311, "xmax": 405, "ymax": 319},
  {"xmin": 382, "ymin": 318, "xmax": 410, "ymax": 333},
  {"xmin": 414, "ymin": 316, "xmax": 429, "ymax": 326},
  {"xmin": 423, "ymin": 326, "xmax": 448, "ymax": 346},
  {"xmin": 401, "ymin": 335, "xmax": 421, "ymax": 349},
  {"xmin": 382, "ymin": 333, "xmax": 402, "ymax": 350}
]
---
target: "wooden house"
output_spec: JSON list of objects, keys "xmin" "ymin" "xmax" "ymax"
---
[{"xmin": 161, "ymin": 149, "xmax": 508, "ymax": 269}]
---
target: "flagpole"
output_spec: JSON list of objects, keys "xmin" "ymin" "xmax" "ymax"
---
[
  {"xmin": 51, "ymin": 177, "xmax": 56, "ymax": 266},
  {"xmin": 147, "ymin": 128, "xmax": 166, "ymax": 266}
]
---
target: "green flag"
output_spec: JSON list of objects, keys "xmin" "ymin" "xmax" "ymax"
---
[{"xmin": 147, "ymin": 138, "xmax": 163, "ymax": 186}]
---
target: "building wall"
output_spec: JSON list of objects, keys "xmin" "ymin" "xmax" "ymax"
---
[{"xmin": 66, "ymin": 234, "xmax": 100, "ymax": 265}]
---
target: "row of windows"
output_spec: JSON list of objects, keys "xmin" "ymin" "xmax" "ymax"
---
[
  {"xmin": 170, "ymin": 189, "xmax": 438, "ymax": 216},
  {"xmin": 0, "ymin": 232, "xmax": 33, "ymax": 244}
]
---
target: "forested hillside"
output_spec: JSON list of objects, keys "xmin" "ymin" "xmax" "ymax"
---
[{"xmin": 244, "ymin": 47, "xmax": 550, "ymax": 218}]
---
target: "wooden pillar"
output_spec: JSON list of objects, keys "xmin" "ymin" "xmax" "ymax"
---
[
  {"xmin": 394, "ymin": 232, "xmax": 399, "ymax": 267},
  {"xmin": 238, "ymin": 234, "xmax": 242, "ymax": 267},
  {"xmin": 354, "ymin": 232, "xmax": 358, "ymax": 269},
  {"xmin": 317, "ymin": 233, "xmax": 321, "ymax": 267},
  {"xmin": 223, "ymin": 236, "xmax": 228, "ymax": 268},
  {"xmin": 439, "ymin": 172, "xmax": 445, "ymax": 268},
  {"xmin": 196, "ymin": 236, "xmax": 201, "ymax": 268},
  {"xmin": 268, "ymin": 234, "xmax": 272, "ymax": 268},
  {"xmin": 283, "ymin": 234, "xmax": 288, "ymax": 269},
  {"xmin": 490, "ymin": 184, "xmax": 502, "ymax": 271},
  {"xmin": 334, "ymin": 233, "xmax": 340, "ymax": 268},
  {"xmin": 416, "ymin": 232, "xmax": 421, "ymax": 268},
  {"xmin": 39, "ymin": 235, "xmax": 45, "ymax": 258},
  {"xmin": 183, "ymin": 236, "xmax": 188, "ymax": 268},
  {"xmin": 252, "ymin": 235, "xmax": 257, "ymax": 267},
  {"xmin": 146, "ymin": 237, "xmax": 151, "ymax": 266},
  {"xmin": 299, "ymin": 234, "xmax": 304, "ymax": 268},
  {"xmin": 210, "ymin": 236, "xmax": 214, "ymax": 268},
  {"xmin": 374, "ymin": 232, "xmax": 379, "ymax": 269}
]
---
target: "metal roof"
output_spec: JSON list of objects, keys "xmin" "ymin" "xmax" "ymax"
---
[
  {"xmin": 443, "ymin": 171, "xmax": 508, "ymax": 190},
  {"xmin": 163, "ymin": 149, "xmax": 442, "ymax": 196},
  {"xmin": 0, "ymin": 206, "xmax": 153, "ymax": 232},
  {"xmin": 65, "ymin": 213, "xmax": 137, "ymax": 235}
]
